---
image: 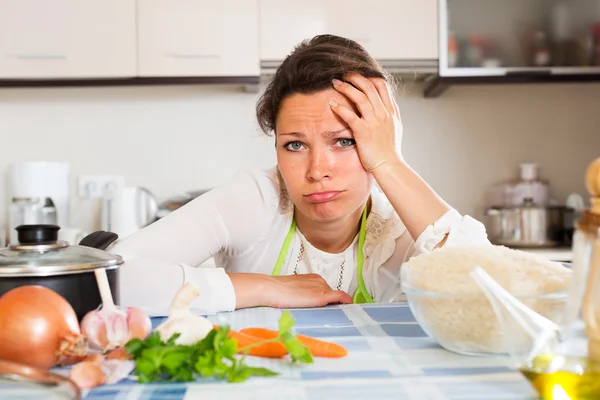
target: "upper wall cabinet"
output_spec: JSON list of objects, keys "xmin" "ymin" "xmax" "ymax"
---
[
  {"xmin": 137, "ymin": 0, "xmax": 260, "ymax": 77},
  {"xmin": 0, "ymin": 0, "xmax": 136, "ymax": 79},
  {"xmin": 259, "ymin": 0, "xmax": 438, "ymax": 61}
]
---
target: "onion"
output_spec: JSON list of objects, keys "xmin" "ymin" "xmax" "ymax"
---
[{"xmin": 0, "ymin": 285, "xmax": 88, "ymax": 369}]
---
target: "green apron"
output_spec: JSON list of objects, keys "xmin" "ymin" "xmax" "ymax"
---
[{"xmin": 270, "ymin": 207, "xmax": 374, "ymax": 304}]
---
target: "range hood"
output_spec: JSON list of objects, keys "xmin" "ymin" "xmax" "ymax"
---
[
  {"xmin": 425, "ymin": 0, "xmax": 600, "ymax": 97},
  {"xmin": 261, "ymin": 59, "xmax": 439, "ymax": 83}
]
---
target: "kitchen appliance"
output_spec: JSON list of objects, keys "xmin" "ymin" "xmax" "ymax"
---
[
  {"xmin": 155, "ymin": 189, "xmax": 211, "ymax": 220},
  {"xmin": 485, "ymin": 199, "xmax": 573, "ymax": 248},
  {"xmin": 101, "ymin": 186, "xmax": 158, "ymax": 239},
  {"xmin": 0, "ymin": 225, "xmax": 122, "ymax": 321},
  {"xmin": 485, "ymin": 163, "xmax": 550, "ymax": 208},
  {"xmin": 7, "ymin": 162, "xmax": 70, "ymax": 245}
]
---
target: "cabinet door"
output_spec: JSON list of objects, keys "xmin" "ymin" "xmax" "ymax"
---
[
  {"xmin": 138, "ymin": 0, "xmax": 260, "ymax": 77},
  {"xmin": 259, "ymin": 0, "xmax": 326, "ymax": 61},
  {"xmin": 259, "ymin": 0, "xmax": 437, "ymax": 61},
  {"xmin": 0, "ymin": 0, "xmax": 136, "ymax": 79},
  {"xmin": 328, "ymin": 0, "xmax": 438, "ymax": 60}
]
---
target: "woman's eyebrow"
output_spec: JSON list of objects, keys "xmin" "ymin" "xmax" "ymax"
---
[
  {"xmin": 323, "ymin": 128, "xmax": 349, "ymax": 138},
  {"xmin": 277, "ymin": 131, "xmax": 305, "ymax": 138},
  {"xmin": 277, "ymin": 128, "xmax": 348, "ymax": 138}
]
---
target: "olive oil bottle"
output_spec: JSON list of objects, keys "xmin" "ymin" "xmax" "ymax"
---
[{"xmin": 519, "ymin": 354, "xmax": 600, "ymax": 400}]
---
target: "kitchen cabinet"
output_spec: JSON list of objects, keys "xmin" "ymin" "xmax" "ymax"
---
[
  {"xmin": 0, "ymin": 0, "xmax": 136, "ymax": 79},
  {"xmin": 137, "ymin": 0, "xmax": 260, "ymax": 77},
  {"xmin": 259, "ymin": 0, "xmax": 438, "ymax": 61}
]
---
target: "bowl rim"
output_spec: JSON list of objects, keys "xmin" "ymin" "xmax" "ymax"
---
[{"xmin": 401, "ymin": 281, "xmax": 568, "ymax": 300}]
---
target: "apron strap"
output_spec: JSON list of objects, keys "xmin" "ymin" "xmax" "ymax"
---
[
  {"xmin": 271, "ymin": 207, "xmax": 374, "ymax": 304},
  {"xmin": 271, "ymin": 218, "xmax": 296, "ymax": 276},
  {"xmin": 354, "ymin": 206, "xmax": 374, "ymax": 303}
]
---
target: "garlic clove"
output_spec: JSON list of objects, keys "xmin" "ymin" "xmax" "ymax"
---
[
  {"xmin": 155, "ymin": 282, "xmax": 214, "ymax": 345},
  {"xmin": 81, "ymin": 307, "xmax": 131, "ymax": 352},
  {"xmin": 69, "ymin": 361, "xmax": 107, "ymax": 390},
  {"xmin": 126, "ymin": 307, "xmax": 152, "ymax": 341},
  {"xmin": 80, "ymin": 311, "xmax": 109, "ymax": 350},
  {"xmin": 156, "ymin": 313, "xmax": 213, "ymax": 345},
  {"xmin": 106, "ymin": 346, "xmax": 132, "ymax": 361},
  {"xmin": 102, "ymin": 310, "xmax": 129, "ymax": 349}
]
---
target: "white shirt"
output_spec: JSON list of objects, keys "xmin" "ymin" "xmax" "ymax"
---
[{"xmin": 110, "ymin": 167, "xmax": 491, "ymax": 316}]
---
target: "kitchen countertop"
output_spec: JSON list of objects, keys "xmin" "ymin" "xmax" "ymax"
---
[{"xmin": 65, "ymin": 303, "xmax": 536, "ymax": 400}]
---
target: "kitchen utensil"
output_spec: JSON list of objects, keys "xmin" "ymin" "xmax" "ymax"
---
[
  {"xmin": 470, "ymin": 157, "xmax": 600, "ymax": 400},
  {"xmin": 485, "ymin": 163, "xmax": 550, "ymax": 209},
  {"xmin": 102, "ymin": 186, "xmax": 158, "ymax": 238},
  {"xmin": 0, "ymin": 225, "xmax": 122, "ymax": 321},
  {"xmin": 485, "ymin": 199, "xmax": 572, "ymax": 247},
  {"xmin": 0, "ymin": 359, "xmax": 80, "ymax": 400},
  {"xmin": 7, "ymin": 162, "xmax": 70, "ymax": 245}
]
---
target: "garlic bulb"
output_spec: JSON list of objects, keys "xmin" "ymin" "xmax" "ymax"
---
[
  {"xmin": 81, "ymin": 269, "xmax": 152, "ymax": 352},
  {"xmin": 155, "ymin": 282, "xmax": 213, "ymax": 345}
]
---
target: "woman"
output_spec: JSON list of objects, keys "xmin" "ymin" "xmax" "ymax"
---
[{"xmin": 112, "ymin": 34, "xmax": 491, "ymax": 316}]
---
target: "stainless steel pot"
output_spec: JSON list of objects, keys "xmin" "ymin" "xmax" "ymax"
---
[
  {"xmin": 485, "ymin": 202, "xmax": 573, "ymax": 248},
  {"xmin": 0, "ymin": 225, "xmax": 122, "ymax": 321}
]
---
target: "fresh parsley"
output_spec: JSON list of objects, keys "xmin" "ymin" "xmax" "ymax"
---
[{"xmin": 124, "ymin": 311, "xmax": 312, "ymax": 383}]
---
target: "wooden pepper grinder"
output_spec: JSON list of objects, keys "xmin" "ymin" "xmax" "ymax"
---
[{"xmin": 581, "ymin": 157, "xmax": 600, "ymax": 360}]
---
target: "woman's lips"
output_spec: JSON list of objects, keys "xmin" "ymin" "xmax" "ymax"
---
[{"xmin": 304, "ymin": 191, "xmax": 343, "ymax": 203}]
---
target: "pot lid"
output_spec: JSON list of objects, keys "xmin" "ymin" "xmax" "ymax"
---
[{"xmin": 0, "ymin": 225, "xmax": 123, "ymax": 277}]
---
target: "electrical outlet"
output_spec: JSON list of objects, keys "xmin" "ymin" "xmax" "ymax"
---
[{"xmin": 78, "ymin": 175, "xmax": 125, "ymax": 199}]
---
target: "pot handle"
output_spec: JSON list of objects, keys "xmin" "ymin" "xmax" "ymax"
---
[{"xmin": 78, "ymin": 231, "xmax": 119, "ymax": 250}]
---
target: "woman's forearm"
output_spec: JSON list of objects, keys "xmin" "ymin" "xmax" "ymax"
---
[
  {"xmin": 228, "ymin": 273, "xmax": 272, "ymax": 309},
  {"xmin": 372, "ymin": 160, "xmax": 451, "ymax": 242},
  {"xmin": 228, "ymin": 272, "xmax": 353, "ymax": 309}
]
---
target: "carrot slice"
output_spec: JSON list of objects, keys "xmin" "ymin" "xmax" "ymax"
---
[
  {"xmin": 240, "ymin": 327, "xmax": 348, "ymax": 358},
  {"xmin": 213, "ymin": 325, "xmax": 287, "ymax": 358}
]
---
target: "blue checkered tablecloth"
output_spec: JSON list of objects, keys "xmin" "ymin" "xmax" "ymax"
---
[{"xmin": 1, "ymin": 303, "xmax": 539, "ymax": 400}]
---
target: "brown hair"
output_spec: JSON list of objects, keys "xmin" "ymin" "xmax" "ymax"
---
[{"xmin": 256, "ymin": 34, "xmax": 391, "ymax": 136}]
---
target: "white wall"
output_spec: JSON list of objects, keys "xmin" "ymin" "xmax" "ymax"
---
[{"xmin": 1, "ymin": 81, "xmax": 599, "ymax": 237}]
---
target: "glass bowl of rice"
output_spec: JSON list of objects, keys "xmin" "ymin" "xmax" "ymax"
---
[{"xmin": 400, "ymin": 245, "xmax": 571, "ymax": 356}]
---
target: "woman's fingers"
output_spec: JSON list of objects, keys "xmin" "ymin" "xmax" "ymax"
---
[
  {"xmin": 322, "ymin": 290, "xmax": 354, "ymax": 306},
  {"xmin": 332, "ymin": 78, "xmax": 374, "ymax": 120},
  {"xmin": 371, "ymin": 78, "xmax": 397, "ymax": 117},
  {"xmin": 329, "ymin": 100, "xmax": 366, "ymax": 134},
  {"xmin": 343, "ymin": 73, "xmax": 388, "ymax": 119}
]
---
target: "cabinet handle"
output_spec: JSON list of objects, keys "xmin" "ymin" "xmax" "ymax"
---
[
  {"xmin": 167, "ymin": 53, "xmax": 221, "ymax": 59},
  {"xmin": 15, "ymin": 54, "xmax": 67, "ymax": 60}
]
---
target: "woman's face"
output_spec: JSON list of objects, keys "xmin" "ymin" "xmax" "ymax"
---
[{"xmin": 275, "ymin": 88, "xmax": 374, "ymax": 222}]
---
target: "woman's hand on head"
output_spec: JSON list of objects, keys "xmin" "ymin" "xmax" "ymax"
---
[
  {"xmin": 267, "ymin": 274, "xmax": 353, "ymax": 308},
  {"xmin": 329, "ymin": 73, "xmax": 404, "ymax": 173}
]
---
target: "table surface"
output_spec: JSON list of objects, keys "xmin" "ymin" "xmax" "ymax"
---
[{"xmin": 3, "ymin": 302, "xmax": 539, "ymax": 400}]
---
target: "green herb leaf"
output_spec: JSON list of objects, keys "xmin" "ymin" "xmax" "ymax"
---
[
  {"xmin": 278, "ymin": 311, "xmax": 295, "ymax": 334},
  {"xmin": 246, "ymin": 367, "xmax": 279, "ymax": 377},
  {"xmin": 162, "ymin": 349, "xmax": 194, "ymax": 373},
  {"xmin": 281, "ymin": 333, "xmax": 313, "ymax": 364},
  {"xmin": 165, "ymin": 332, "xmax": 182, "ymax": 346},
  {"xmin": 135, "ymin": 358, "xmax": 157, "ymax": 382},
  {"xmin": 124, "ymin": 338, "xmax": 145, "ymax": 358}
]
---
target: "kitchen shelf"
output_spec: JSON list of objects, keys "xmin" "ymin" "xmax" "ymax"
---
[
  {"xmin": 0, "ymin": 76, "xmax": 260, "ymax": 88},
  {"xmin": 424, "ymin": 72, "xmax": 600, "ymax": 97}
]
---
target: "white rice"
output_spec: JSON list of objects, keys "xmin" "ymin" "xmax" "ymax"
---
[{"xmin": 401, "ymin": 245, "xmax": 572, "ymax": 355}]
